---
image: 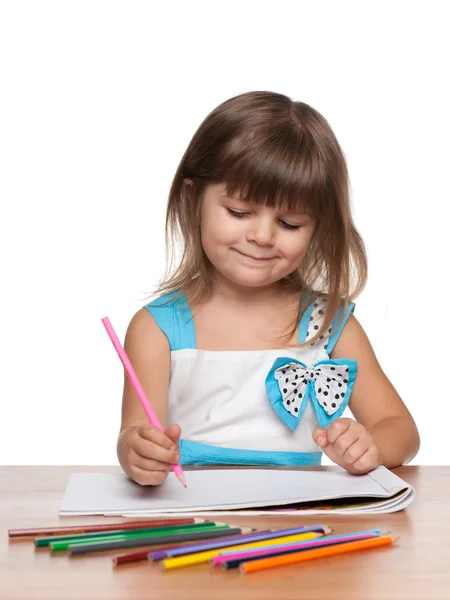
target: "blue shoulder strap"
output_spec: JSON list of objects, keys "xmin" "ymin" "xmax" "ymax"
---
[
  {"xmin": 298, "ymin": 294, "xmax": 316, "ymax": 343},
  {"xmin": 297, "ymin": 296, "xmax": 355, "ymax": 352},
  {"xmin": 143, "ymin": 291, "xmax": 196, "ymax": 350},
  {"xmin": 327, "ymin": 302, "xmax": 355, "ymax": 354}
]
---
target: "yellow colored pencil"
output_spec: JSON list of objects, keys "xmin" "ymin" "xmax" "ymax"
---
[
  {"xmin": 161, "ymin": 531, "xmax": 321, "ymax": 570},
  {"xmin": 240, "ymin": 534, "xmax": 397, "ymax": 574}
]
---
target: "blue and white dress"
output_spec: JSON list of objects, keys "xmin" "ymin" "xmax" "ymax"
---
[{"xmin": 144, "ymin": 291, "xmax": 357, "ymax": 467}]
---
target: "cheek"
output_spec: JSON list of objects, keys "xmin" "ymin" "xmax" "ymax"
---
[
  {"xmin": 202, "ymin": 214, "xmax": 240, "ymax": 247},
  {"xmin": 283, "ymin": 238, "xmax": 307, "ymax": 257},
  {"xmin": 281, "ymin": 231, "xmax": 313, "ymax": 262}
]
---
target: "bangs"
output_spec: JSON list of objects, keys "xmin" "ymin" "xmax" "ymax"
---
[{"xmin": 219, "ymin": 127, "xmax": 329, "ymax": 217}]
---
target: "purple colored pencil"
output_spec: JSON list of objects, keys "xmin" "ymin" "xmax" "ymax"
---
[
  {"xmin": 149, "ymin": 524, "xmax": 329, "ymax": 561},
  {"xmin": 217, "ymin": 530, "xmax": 382, "ymax": 568},
  {"xmin": 150, "ymin": 530, "xmax": 272, "ymax": 561}
]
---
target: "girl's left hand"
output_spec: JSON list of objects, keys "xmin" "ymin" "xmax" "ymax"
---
[{"xmin": 312, "ymin": 418, "xmax": 382, "ymax": 474}]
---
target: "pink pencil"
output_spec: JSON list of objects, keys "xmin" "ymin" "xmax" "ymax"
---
[
  {"xmin": 212, "ymin": 530, "xmax": 381, "ymax": 566},
  {"xmin": 101, "ymin": 316, "xmax": 187, "ymax": 488}
]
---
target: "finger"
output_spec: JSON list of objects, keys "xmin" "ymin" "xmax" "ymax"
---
[
  {"xmin": 165, "ymin": 423, "xmax": 182, "ymax": 447},
  {"xmin": 312, "ymin": 428, "xmax": 329, "ymax": 448},
  {"xmin": 137, "ymin": 424, "xmax": 176, "ymax": 450},
  {"xmin": 352, "ymin": 447, "xmax": 381, "ymax": 473},
  {"xmin": 129, "ymin": 448, "xmax": 171, "ymax": 473},
  {"xmin": 342, "ymin": 436, "xmax": 371, "ymax": 465},
  {"xmin": 131, "ymin": 465, "xmax": 169, "ymax": 487},
  {"xmin": 326, "ymin": 418, "xmax": 353, "ymax": 444},
  {"xmin": 332, "ymin": 428, "xmax": 362, "ymax": 457},
  {"xmin": 317, "ymin": 438, "xmax": 344, "ymax": 468},
  {"xmin": 132, "ymin": 436, "xmax": 180, "ymax": 465}
]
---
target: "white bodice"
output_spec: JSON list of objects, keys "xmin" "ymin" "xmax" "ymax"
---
[
  {"xmin": 145, "ymin": 291, "xmax": 356, "ymax": 465},
  {"xmin": 168, "ymin": 345, "xmax": 328, "ymax": 453}
]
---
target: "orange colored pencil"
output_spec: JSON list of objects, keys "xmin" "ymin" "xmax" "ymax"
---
[
  {"xmin": 240, "ymin": 534, "xmax": 397, "ymax": 573},
  {"xmin": 8, "ymin": 518, "xmax": 200, "ymax": 538}
]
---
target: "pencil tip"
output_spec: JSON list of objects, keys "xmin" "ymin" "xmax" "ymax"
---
[{"xmin": 178, "ymin": 475, "xmax": 187, "ymax": 488}]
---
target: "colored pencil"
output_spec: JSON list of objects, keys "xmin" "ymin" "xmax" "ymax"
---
[
  {"xmin": 51, "ymin": 525, "xmax": 233, "ymax": 552},
  {"xmin": 240, "ymin": 534, "xmax": 397, "ymax": 573},
  {"xmin": 153, "ymin": 524, "xmax": 331, "ymax": 561},
  {"xmin": 8, "ymin": 518, "xmax": 200, "ymax": 538},
  {"xmin": 113, "ymin": 549, "xmax": 157, "ymax": 566},
  {"xmin": 116, "ymin": 531, "xmax": 272, "ymax": 565},
  {"xmin": 218, "ymin": 530, "xmax": 382, "ymax": 568},
  {"xmin": 113, "ymin": 537, "xmax": 234, "ymax": 566},
  {"xmin": 216, "ymin": 528, "xmax": 381, "ymax": 562},
  {"xmin": 101, "ymin": 316, "xmax": 187, "ymax": 488},
  {"xmin": 113, "ymin": 531, "xmax": 264, "ymax": 566},
  {"xmin": 116, "ymin": 530, "xmax": 274, "ymax": 565},
  {"xmin": 68, "ymin": 526, "xmax": 249, "ymax": 555},
  {"xmin": 161, "ymin": 531, "xmax": 322, "ymax": 570},
  {"xmin": 150, "ymin": 530, "xmax": 272, "ymax": 562},
  {"xmin": 37, "ymin": 521, "xmax": 223, "ymax": 548}
]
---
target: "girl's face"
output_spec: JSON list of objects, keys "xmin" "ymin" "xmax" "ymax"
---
[{"xmin": 199, "ymin": 183, "xmax": 316, "ymax": 289}]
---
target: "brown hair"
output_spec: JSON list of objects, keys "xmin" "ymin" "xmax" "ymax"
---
[{"xmin": 155, "ymin": 91, "xmax": 367, "ymax": 345}]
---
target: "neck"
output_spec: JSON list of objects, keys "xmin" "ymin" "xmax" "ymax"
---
[{"xmin": 209, "ymin": 270, "xmax": 290, "ymax": 306}]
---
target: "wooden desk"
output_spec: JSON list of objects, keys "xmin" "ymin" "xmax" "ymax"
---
[{"xmin": 1, "ymin": 466, "xmax": 449, "ymax": 600}]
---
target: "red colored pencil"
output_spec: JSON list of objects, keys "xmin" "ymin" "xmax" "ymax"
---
[
  {"xmin": 8, "ymin": 518, "xmax": 202, "ymax": 539},
  {"xmin": 113, "ymin": 549, "xmax": 153, "ymax": 565}
]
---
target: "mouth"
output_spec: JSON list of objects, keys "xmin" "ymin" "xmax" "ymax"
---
[{"xmin": 233, "ymin": 249, "xmax": 276, "ymax": 261}]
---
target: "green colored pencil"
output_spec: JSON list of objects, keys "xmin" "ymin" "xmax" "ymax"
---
[
  {"xmin": 68, "ymin": 527, "xmax": 247, "ymax": 555},
  {"xmin": 50, "ymin": 525, "xmax": 231, "ymax": 552},
  {"xmin": 35, "ymin": 521, "xmax": 219, "ymax": 548}
]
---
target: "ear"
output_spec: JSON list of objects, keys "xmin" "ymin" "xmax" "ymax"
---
[{"xmin": 183, "ymin": 178, "xmax": 194, "ymax": 187}]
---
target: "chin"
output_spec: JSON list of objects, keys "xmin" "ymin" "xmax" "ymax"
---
[{"xmin": 227, "ymin": 272, "xmax": 279, "ymax": 289}]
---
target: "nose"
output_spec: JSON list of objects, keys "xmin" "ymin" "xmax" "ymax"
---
[{"xmin": 246, "ymin": 216, "xmax": 275, "ymax": 246}]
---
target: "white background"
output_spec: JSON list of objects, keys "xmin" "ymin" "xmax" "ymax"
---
[{"xmin": 1, "ymin": 1, "xmax": 448, "ymax": 465}]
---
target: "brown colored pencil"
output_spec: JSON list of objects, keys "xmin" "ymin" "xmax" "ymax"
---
[{"xmin": 8, "ymin": 518, "xmax": 203, "ymax": 538}]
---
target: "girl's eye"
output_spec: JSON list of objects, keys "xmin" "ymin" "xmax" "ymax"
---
[
  {"xmin": 279, "ymin": 220, "xmax": 301, "ymax": 230},
  {"xmin": 227, "ymin": 208, "xmax": 301, "ymax": 230},
  {"xmin": 227, "ymin": 209, "xmax": 248, "ymax": 218}
]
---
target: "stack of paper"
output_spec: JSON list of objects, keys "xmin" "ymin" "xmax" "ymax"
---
[{"xmin": 59, "ymin": 466, "xmax": 414, "ymax": 516}]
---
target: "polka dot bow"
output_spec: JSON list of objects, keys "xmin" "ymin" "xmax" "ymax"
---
[{"xmin": 265, "ymin": 357, "xmax": 358, "ymax": 431}]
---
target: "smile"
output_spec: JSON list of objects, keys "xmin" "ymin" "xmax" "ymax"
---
[{"xmin": 233, "ymin": 249, "xmax": 276, "ymax": 262}]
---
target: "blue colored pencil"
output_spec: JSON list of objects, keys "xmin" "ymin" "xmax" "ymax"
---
[
  {"xmin": 219, "ymin": 529, "xmax": 382, "ymax": 558},
  {"xmin": 218, "ymin": 529, "xmax": 382, "ymax": 569}
]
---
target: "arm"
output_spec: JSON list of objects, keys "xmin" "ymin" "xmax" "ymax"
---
[
  {"xmin": 313, "ymin": 314, "xmax": 420, "ymax": 473},
  {"xmin": 117, "ymin": 308, "xmax": 180, "ymax": 485}
]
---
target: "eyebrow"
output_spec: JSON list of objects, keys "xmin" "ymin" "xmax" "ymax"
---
[{"xmin": 220, "ymin": 191, "xmax": 313, "ymax": 217}]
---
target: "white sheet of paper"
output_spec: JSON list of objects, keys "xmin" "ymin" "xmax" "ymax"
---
[{"xmin": 59, "ymin": 466, "xmax": 414, "ymax": 516}]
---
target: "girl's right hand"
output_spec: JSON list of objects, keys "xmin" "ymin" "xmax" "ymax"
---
[{"xmin": 121, "ymin": 423, "xmax": 182, "ymax": 486}]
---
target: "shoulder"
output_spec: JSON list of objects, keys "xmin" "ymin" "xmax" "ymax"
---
[
  {"xmin": 124, "ymin": 307, "xmax": 170, "ymax": 363},
  {"xmin": 140, "ymin": 289, "xmax": 195, "ymax": 351},
  {"xmin": 144, "ymin": 290, "xmax": 184, "ymax": 309},
  {"xmin": 330, "ymin": 313, "xmax": 376, "ymax": 363},
  {"xmin": 302, "ymin": 292, "xmax": 354, "ymax": 352}
]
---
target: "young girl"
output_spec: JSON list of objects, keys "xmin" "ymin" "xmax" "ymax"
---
[{"xmin": 117, "ymin": 91, "xmax": 420, "ymax": 486}]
